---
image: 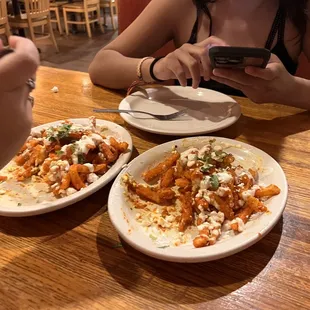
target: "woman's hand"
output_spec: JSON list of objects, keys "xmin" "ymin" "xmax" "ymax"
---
[
  {"xmin": 211, "ymin": 54, "xmax": 296, "ymax": 104},
  {"xmin": 0, "ymin": 36, "xmax": 39, "ymax": 169},
  {"xmin": 153, "ymin": 36, "xmax": 228, "ymax": 89}
]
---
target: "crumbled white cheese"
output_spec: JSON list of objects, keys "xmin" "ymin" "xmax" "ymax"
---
[
  {"xmin": 180, "ymin": 148, "xmax": 198, "ymax": 166},
  {"xmin": 197, "ymin": 211, "xmax": 225, "ymax": 244},
  {"xmin": 165, "ymin": 215, "xmax": 176, "ymax": 222},
  {"xmin": 241, "ymin": 185, "xmax": 260, "ymax": 201},
  {"xmin": 75, "ymin": 135, "xmax": 96, "ymax": 154},
  {"xmin": 89, "ymin": 133, "xmax": 104, "ymax": 144},
  {"xmin": 187, "ymin": 153, "xmax": 198, "ymax": 167},
  {"xmin": 50, "ymin": 165, "xmax": 59, "ymax": 173},
  {"xmin": 87, "ymin": 173, "xmax": 99, "ymax": 183},
  {"xmin": 84, "ymin": 163, "xmax": 94, "ymax": 173},
  {"xmin": 198, "ymin": 145, "xmax": 211, "ymax": 158},
  {"xmin": 200, "ymin": 176, "xmax": 211, "ymax": 190},
  {"xmin": 216, "ymin": 186, "xmax": 230, "ymax": 197},
  {"xmin": 231, "ymin": 217, "xmax": 245, "ymax": 232},
  {"xmin": 66, "ymin": 187, "xmax": 77, "ymax": 196},
  {"xmin": 51, "ymin": 86, "xmax": 59, "ymax": 93},
  {"xmin": 155, "ymin": 236, "xmax": 170, "ymax": 248},
  {"xmin": 213, "ymin": 145, "xmax": 222, "ymax": 152},
  {"xmin": 217, "ymin": 172, "xmax": 233, "ymax": 184},
  {"xmin": 238, "ymin": 199, "xmax": 245, "ymax": 207}
]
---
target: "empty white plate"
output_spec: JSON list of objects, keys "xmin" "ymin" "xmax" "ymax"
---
[{"xmin": 119, "ymin": 86, "xmax": 241, "ymax": 136}]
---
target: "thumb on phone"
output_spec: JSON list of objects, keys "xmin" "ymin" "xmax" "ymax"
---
[{"xmin": 196, "ymin": 36, "xmax": 229, "ymax": 51}]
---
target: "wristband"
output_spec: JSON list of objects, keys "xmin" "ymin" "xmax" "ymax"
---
[{"xmin": 149, "ymin": 57, "xmax": 165, "ymax": 82}]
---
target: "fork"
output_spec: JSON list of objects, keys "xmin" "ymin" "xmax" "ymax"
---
[{"xmin": 93, "ymin": 108, "xmax": 188, "ymax": 120}]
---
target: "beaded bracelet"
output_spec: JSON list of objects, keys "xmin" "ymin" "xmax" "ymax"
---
[{"xmin": 137, "ymin": 57, "xmax": 153, "ymax": 82}]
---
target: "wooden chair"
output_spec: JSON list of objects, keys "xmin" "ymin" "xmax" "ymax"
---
[
  {"xmin": 100, "ymin": 0, "xmax": 117, "ymax": 30},
  {"xmin": 50, "ymin": 0, "xmax": 68, "ymax": 35},
  {"xmin": 0, "ymin": 0, "xmax": 11, "ymax": 38},
  {"xmin": 9, "ymin": 0, "xmax": 59, "ymax": 51},
  {"xmin": 62, "ymin": 0, "xmax": 104, "ymax": 38}
]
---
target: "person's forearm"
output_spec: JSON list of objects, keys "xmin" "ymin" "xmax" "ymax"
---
[
  {"xmin": 88, "ymin": 50, "xmax": 154, "ymax": 89},
  {"xmin": 288, "ymin": 77, "xmax": 310, "ymax": 110}
]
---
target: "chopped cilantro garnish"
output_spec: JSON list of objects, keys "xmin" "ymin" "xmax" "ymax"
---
[
  {"xmin": 48, "ymin": 136, "xmax": 57, "ymax": 142},
  {"xmin": 200, "ymin": 163, "xmax": 214, "ymax": 173},
  {"xmin": 47, "ymin": 124, "xmax": 72, "ymax": 142},
  {"xmin": 77, "ymin": 154, "xmax": 85, "ymax": 164},
  {"xmin": 210, "ymin": 174, "xmax": 220, "ymax": 190},
  {"xmin": 56, "ymin": 150, "xmax": 64, "ymax": 156},
  {"xmin": 198, "ymin": 154, "xmax": 210, "ymax": 162},
  {"xmin": 70, "ymin": 144, "xmax": 77, "ymax": 153},
  {"xmin": 57, "ymin": 124, "xmax": 72, "ymax": 139}
]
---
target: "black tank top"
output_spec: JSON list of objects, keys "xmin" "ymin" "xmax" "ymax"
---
[{"xmin": 177, "ymin": 6, "xmax": 298, "ymax": 96}]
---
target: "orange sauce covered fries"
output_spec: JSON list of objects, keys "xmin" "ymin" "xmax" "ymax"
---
[
  {"xmin": 6, "ymin": 117, "xmax": 128, "ymax": 197},
  {"xmin": 122, "ymin": 140, "xmax": 280, "ymax": 248}
]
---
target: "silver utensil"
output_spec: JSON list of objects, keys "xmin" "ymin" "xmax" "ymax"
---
[{"xmin": 93, "ymin": 108, "xmax": 188, "ymax": 120}]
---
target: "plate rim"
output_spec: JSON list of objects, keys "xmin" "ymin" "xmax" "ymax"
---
[
  {"xmin": 108, "ymin": 136, "xmax": 288, "ymax": 263},
  {"xmin": 119, "ymin": 86, "xmax": 242, "ymax": 136},
  {"xmin": 0, "ymin": 118, "xmax": 133, "ymax": 217}
]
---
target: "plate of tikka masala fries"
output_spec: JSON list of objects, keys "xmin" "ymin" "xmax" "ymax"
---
[
  {"xmin": 0, "ymin": 117, "xmax": 132, "ymax": 216},
  {"xmin": 108, "ymin": 137, "xmax": 288, "ymax": 263}
]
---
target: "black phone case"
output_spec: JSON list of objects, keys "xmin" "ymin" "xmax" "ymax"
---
[{"xmin": 209, "ymin": 46, "xmax": 271, "ymax": 69}]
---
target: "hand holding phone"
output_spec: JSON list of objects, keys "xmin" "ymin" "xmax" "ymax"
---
[{"xmin": 209, "ymin": 46, "xmax": 271, "ymax": 69}]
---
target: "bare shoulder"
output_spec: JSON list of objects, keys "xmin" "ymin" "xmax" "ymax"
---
[
  {"xmin": 102, "ymin": 0, "xmax": 196, "ymax": 57},
  {"xmin": 134, "ymin": 0, "xmax": 196, "ymax": 26}
]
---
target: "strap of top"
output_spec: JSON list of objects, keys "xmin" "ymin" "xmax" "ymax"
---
[
  {"xmin": 188, "ymin": 6, "xmax": 213, "ymax": 44},
  {"xmin": 188, "ymin": 8, "xmax": 200, "ymax": 44},
  {"xmin": 265, "ymin": 6, "xmax": 286, "ymax": 49},
  {"xmin": 204, "ymin": 5, "xmax": 213, "ymax": 37},
  {"xmin": 277, "ymin": 7, "xmax": 287, "ymax": 42}
]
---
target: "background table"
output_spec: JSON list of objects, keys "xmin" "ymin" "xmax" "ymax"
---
[{"xmin": 0, "ymin": 66, "xmax": 309, "ymax": 310}]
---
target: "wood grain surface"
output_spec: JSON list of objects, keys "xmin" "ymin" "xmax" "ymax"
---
[{"xmin": 0, "ymin": 66, "xmax": 309, "ymax": 310}]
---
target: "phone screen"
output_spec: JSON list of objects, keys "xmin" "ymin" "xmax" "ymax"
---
[{"xmin": 214, "ymin": 56, "xmax": 265, "ymax": 68}]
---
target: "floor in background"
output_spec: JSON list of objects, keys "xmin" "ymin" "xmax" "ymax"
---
[{"xmin": 38, "ymin": 25, "xmax": 118, "ymax": 73}]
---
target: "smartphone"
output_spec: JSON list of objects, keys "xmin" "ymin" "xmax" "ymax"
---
[{"xmin": 209, "ymin": 46, "xmax": 271, "ymax": 69}]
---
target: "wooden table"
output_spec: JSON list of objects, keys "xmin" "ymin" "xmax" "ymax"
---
[{"xmin": 1, "ymin": 66, "xmax": 310, "ymax": 310}]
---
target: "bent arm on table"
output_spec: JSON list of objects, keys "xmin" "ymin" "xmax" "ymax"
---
[{"xmin": 88, "ymin": 0, "xmax": 192, "ymax": 89}]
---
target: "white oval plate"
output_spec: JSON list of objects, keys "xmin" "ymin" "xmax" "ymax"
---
[
  {"xmin": 119, "ymin": 86, "xmax": 241, "ymax": 136},
  {"xmin": 108, "ymin": 137, "xmax": 288, "ymax": 263},
  {"xmin": 0, "ymin": 119, "xmax": 133, "ymax": 217}
]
